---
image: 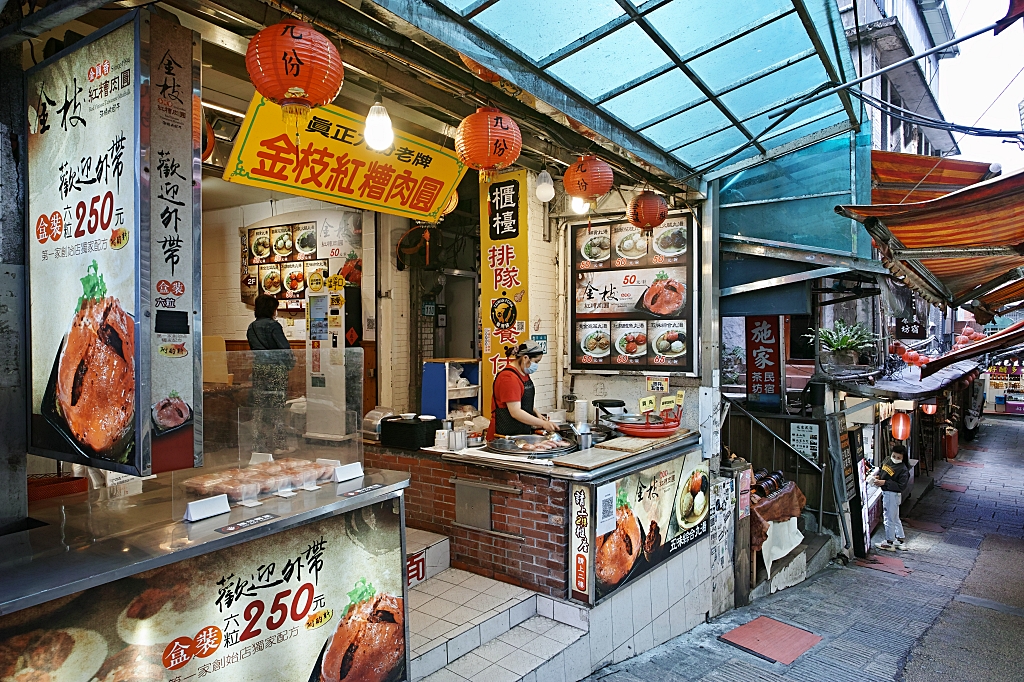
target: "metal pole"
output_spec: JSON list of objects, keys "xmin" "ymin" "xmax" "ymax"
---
[{"xmin": 768, "ymin": 21, "xmax": 999, "ymax": 119}]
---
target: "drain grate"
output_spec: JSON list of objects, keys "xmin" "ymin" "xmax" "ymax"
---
[{"xmin": 944, "ymin": 532, "xmax": 983, "ymax": 548}]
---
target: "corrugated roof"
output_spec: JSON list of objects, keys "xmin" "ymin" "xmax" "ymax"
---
[{"xmin": 871, "ymin": 151, "xmax": 992, "ymax": 204}]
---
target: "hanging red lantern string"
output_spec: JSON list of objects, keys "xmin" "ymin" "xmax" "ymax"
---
[
  {"xmin": 455, "ymin": 107, "xmax": 522, "ymax": 182},
  {"xmin": 627, "ymin": 190, "xmax": 669, "ymax": 229},
  {"xmin": 459, "ymin": 53, "xmax": 501, "ymax": 84},
  {"xmin": 246, "ymin": 18, "xmax": 344, "ymax": 142},
  {"xmin": 891, "ymin": 412, "xmax": 912, "ymax": 440},
  {"xmin": 563, "ymin": 155, "xmax": 614, "ymax": 202}
]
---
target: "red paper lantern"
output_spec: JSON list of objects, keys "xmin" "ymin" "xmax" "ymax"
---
[
  {"xmin": 246, "ymin": 19, "xmax": 344, "ymax": 125},
  {"xmin": 202, "ymin": 118, "xmax": 216, "ymax": 162},
  {"xmin": 956, "ymin": 335, "xmax": 970, "ymax": 344},
  {"xmin": 455, "ymin": 107, "xmax": 522, "ymax": 176},
  {"xmin": 627, "ymin": 191, "xmax": 669, "ymax": 229},
  {"xmin": 891, "ymin": 412, "xmax": 912, "ymax": 440},
  {"xmin": 563, "ymin": 155, "xmax": 614, "ymax": 201},
  {"xmin": 459, "ymin": 53, "xmax": 501, "ymax": 83},
  {"xmin": 922, "ymin": 403, "xmax": 937, "ymax": 415},
  {"xmin": 904, "ymin": 350, "xmax": 919, "ymax": 363}
]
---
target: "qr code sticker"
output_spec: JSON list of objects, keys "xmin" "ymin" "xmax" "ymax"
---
[{"xmin": 600, "ymin": 495, "xmax": 614, "ymax": 521}]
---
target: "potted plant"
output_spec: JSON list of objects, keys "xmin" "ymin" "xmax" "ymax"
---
[{"xmin": 807, "ymin": 320, "xmax": 876, "ymax": 366}]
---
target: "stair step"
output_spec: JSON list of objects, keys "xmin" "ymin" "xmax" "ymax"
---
[
  {"xmin": 409, "ymin": 569, "xmax": 537, "ymax": 680},
  {"xmin": 406, "ymin": 528, "xmax": 450, "ymax": 588},
  {"xmin": 420, "ymin": 615, "xmax": 586, "ymax": 682}
]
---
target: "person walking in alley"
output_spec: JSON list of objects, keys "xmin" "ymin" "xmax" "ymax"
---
[{"xmin": 875, "ymin": 444, "xmax": 910, "ymax": 551}]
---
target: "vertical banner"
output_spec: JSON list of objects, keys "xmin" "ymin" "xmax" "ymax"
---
[
  {"xmin": 570, "ymin": 484, "xmax": 592, "ymax": 604},
  {"xmin": 745, "ymin": 315, "xmax": 782, "ymax": 407},
  {"xmin": 26, "ymin": 17, "xmax": 141, "ymax": 474},
  {"xmin": 149, "ymin": 13, "xmax": 201, "ymax": 472},
  {"xmin": 26, "ymin": 10, "xmax": 201, "ymax": 476},
  {"xmin": 480, "ymin": 169, "xmax": 529, "ymax": 419}
]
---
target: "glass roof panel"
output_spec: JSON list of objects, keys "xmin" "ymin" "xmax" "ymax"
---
[
  {"xmin": 741, "ymin": 98, "xmax": 845, "ymax": 143},
  {"xmin": 719, "ymin": 132, "xmax": 853, "ymax": 204},
  {"xmin": 547, "ymin": 23, "xmax": 669, "ymax": 100},
  {"xmin": 718, "ymin": 59, "xmax": 828, "ymax": 121},
  {"xmin": 646, "ymin": 0, "xmax": 791, "ymax": 57},
  {"xmin": 759, "ymin": 110, "xmax": 850, "ymax": 150},
  {"xmin": 474, "ymin": 0, "xmax": 626, "ymax": 62},
  {"xmin": 600, "ymin": 69, "xmax": 705, "ymax": 127},
  {"xmin": 687, "ymin": 13, "xmax": 814, "ymax": 93},
  {"xmin": 671, "ymin": 127, "xmax": 750, "ymax": 167},
  {"xmin": 435, "ymin": 0, "xmax": 479, "ymax": 11},
  {"xmin": 643, "ymin": 101, "xmax": 732, "ymax": 149}
]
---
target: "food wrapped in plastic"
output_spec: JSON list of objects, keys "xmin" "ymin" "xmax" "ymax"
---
[
  {"xmin": 182, "ymin": 472, "xmax": 230, "ymax": 497},
  {"xmin": 312, "ymin": 461, "xmax": 337, "ymax": 481},
  {"xmin": 211, "ymin": 479, "xmax": 260, "ymax": 503},
  {"xmin": 288, "ymin": 468, "xmax": 318, "ymax": 489},
  {"xmin": 237, "ymin": 470, "xmax": 290, "ymax": 495}
]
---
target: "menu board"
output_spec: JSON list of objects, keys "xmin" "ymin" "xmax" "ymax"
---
[
  {"xmin": 243, "ymin": 221, "xmax": 319, "ymax": 305},
  {"xmin": 571, "ymin": 212, "xmax": 696, "ymax": 372}
]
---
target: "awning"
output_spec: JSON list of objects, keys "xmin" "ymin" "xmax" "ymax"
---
[
  {"xmin": 375, "ymin": 0, "xmax": 861, "ymax": 178},
  {"xmin": 837, "ymin": 360, "xmax": 980, "ymax": 401},
  {"xmin": 920, "ymin": 320, "xmax": 1024, "ymax": 379},
  {"xmin": 836, "ymin": 167, "xmax": 1024, "ymax": 321},
  {"xmin": 871, "ymin": 151, "xmax": 994, "ymax": 205}
]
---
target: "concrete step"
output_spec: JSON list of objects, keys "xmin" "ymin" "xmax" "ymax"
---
[
  {"xmin": 407, "ymin": 528, "xmax": 450, "ymax": 588},
  {"xmin": 750, "ymin": 531, "xmax": 835, "ymax": 601}
]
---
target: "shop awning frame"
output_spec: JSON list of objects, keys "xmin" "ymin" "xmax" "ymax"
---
[{"xmin": 374, "ymin": 0, "xmax": 861, "ymax": 179}]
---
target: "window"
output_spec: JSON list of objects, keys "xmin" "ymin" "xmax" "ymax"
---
[{"xmin": 788, "ymin": 315, "xmax": 815, "ymax": 360}]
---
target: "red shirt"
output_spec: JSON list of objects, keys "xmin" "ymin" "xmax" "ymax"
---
[{"xmin": 486, "ymin": 367, "xmax": 527, "ymax": 440}]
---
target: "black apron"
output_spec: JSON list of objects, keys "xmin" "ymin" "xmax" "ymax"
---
[{"xmin": 493, "ymin": 367, "xmax": 536, "ymax": 436}]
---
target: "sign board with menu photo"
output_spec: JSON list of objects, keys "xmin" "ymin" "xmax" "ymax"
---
[
  {"xmin": 25, "ymin": 10, "xmax": 202, "ymax": 476},
  {"xmin": 570, "ymin": 212, "xmax": 697, "ymax": 374}
]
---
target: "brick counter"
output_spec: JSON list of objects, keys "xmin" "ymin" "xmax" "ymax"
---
[{"xmin": 363, "ymin": 446, "xmax": 568, "ymax": 598}]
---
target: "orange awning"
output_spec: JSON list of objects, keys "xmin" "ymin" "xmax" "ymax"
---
[
  {"xmin": 837, "ymin": 167, "xmax": 1024, "ymax": 322},
  {"xmin": 871, "ymin": 151, "xmax": 994, "ymax": 205}
]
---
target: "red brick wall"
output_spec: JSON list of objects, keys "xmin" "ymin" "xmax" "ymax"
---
[{"xmin": 364, "ymin": 446, "xmax": 569, "ymax": 598}]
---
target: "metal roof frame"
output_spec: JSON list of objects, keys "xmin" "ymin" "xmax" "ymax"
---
[{"xmin": 378, "ymin": 0, "xmax": 860, "ymax": 180}]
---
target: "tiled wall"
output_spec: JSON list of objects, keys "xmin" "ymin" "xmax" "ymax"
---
[{"xmin": 364, "ymin": 446, "xmax": 569, "ymax": 597}]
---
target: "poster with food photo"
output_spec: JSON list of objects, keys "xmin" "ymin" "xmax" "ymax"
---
[
  {"xmin": 575, "ymin": 224, "xmax": 611, "ymax": 269},
  {"xmin": 594, "ymin": 448, "xmax": 709, "ymax": 600},
  {"xmin": 281, "ymin": 262, "xmax": 306, "ymax": 300},
  {"xmin": 574, "ymin": 270, "xmax": 645, "ymax": 315},
  {"xmin": 293, "ymin": 222, "xmax": 318, "ymax": 260},
  {"xmin": 0, "ymin": 503, "xmax": 407, "ymax": 682},
  {"xmin": 270, "ymin": 225, "xmax": 294, "ymax": 261},
  {"xmin": 611, "ymin": 320, "xmax": 647, "ymax": 366},
  {"xmin": 304, "ymin": 260, "xmax": 330, "ymax": 294},
  {"xmin": 576, "ymin": 321, "xmax": 611, "ymax": 366},
  {"xmin": 26, "ymin": 19, "xmax": 142, "ymax": 473},
  {"xmin": 651, "ymin": 217, "xmax": 689, "ymax": 264},
  {"xmin": 610, "ymin": 224, "xmax": 648, "ymax": 267},
  {"xmin": 259, "ymin": 264, "xmax": 283, "ymax": 296},
  {"xmin": 648, "ymin": 320, "xmax": 687, "ymax": 366},
  {"xmin": 249, "ymin": 228, "xmax": 271, "ymax": 263}
]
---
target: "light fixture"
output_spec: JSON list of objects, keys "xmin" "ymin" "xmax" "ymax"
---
[
  {"xmin": 364, "ymin": 93, "xmax": 394, "ymax": 151},
  {"xmin": 536, "ymin": 170, "xmax": 555, "ymax": 202},
  {"xmin": 571, "ymin": 196, "xmax": 589, "ymax": 214},
  {"xmin": 922, "ymin": 403, "xmax": 937, "ymax": 415},
  {"xmin": 201, "ymin": 101, "xmax": 247, "ymax": 118}
]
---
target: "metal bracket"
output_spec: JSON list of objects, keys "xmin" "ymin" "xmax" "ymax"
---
[{"xmin": 720, "ymin": 266, "xmax": 850, "ymax": 297}]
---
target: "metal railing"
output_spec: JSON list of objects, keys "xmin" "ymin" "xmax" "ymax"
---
[{"xmin": 722, "ymin": 396, "xmax": 837, "ymax": 531}]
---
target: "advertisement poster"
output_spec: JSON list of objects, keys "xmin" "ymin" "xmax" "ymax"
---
[
  {"xmin": 591, "ymin": 449, "xmax": 709, "ymax": 602},
  {"xmin": 480, "ymin": 169, "xmax": 529, "ymax": 418},
  {"xmin": 225, "ymin": 95, "xmax": 466, "ymax": 222},
  {"xmin": 149, "ymin": 13, "xmax": 200, "ymax": 472},
  {"xmin": 745, "ymin": 316, "xmax": 782, "ymax": 407},
  {"xmin": 0, "ymin": 504, "xmax": 407, "ymax": 682},
  {"xmin": 789, "ymin": 422, "xmax": 820, "ymax": 462},
  {"xmin": 26, "ymin": 19, "xmax": 141, "ymax": 473},
  {"xmin": 710, "ymin": 477, "xmax": 735, "ymax": 575},
  {"xmin": 570, "ymin": 213, "xmax": 695, "ymax": 373}
]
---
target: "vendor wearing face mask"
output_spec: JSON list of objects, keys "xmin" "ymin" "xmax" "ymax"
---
[
  {"xmin": 874, "ymin": 444, "xmax": 910, "ymax": 551},
  {"xmin": 486, "ymin": 341, "xmax": 557, "ymax": 440}
]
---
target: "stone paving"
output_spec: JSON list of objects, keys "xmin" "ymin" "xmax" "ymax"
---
[{"xmin": 586, "ymin": 415, "xmax": 1024, "ymax": 682}]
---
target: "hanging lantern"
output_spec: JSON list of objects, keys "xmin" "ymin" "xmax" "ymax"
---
[
  {"xmin": 455, "ymin": 107, "xmax": 522, "ymax": 179},
  {"xmin": 627, "ymin": 191, "xmax": 669, "ymax": 229},
  {"xmin": 459, "ymin": 53, "xmax": 501, "ymax": 83},
  {"xmin": 921, "ymin": 403, "xmax": 938, "ymax": 415},
  {"xmin": 440, "ymin": 190, "xmax": 459, "ymax": 217},
  {"xmin": 563, "ymin": 155, "xmax": 614, "ymax": 201},
  {"xmin": 202, "ymin": 117, "xmax": 216, "ymax": 162},
  {"xmin": 245, "ymin": 18, "xmax": 344, "ymax": 134},
  {"xmin": 891, "ymin": 412, "xmax": 912, "ymax": 440}
]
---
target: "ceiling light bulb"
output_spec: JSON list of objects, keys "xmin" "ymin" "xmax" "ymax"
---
[
  {"xmin": 571, "ymin": 196, "xmax": 590, "ymax": 214},
  {"xmin": 364, "ymin": 95, "xmax": 394, "ymax": 151},
  {"xmin": 536, "ymin": 170, "xmax": 555, "ymax": 202}
]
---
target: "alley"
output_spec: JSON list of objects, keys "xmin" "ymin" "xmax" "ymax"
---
[{"xmin": 587, "ymin": 416, "xmax": 1024, "ymax": 682}]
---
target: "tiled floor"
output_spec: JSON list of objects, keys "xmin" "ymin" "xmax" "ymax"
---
[
  {"xmin": 409, "ymin": 568, "xmax": 534, "ymax": 658},
  {"xmin": 421, "ymin": 615, "xmax": 586, "ymax": 682}
]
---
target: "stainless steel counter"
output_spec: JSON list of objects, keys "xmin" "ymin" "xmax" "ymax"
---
[
  {"xmin": 0, "ymin": 468, "xmax": 409, "ymax": 616},
  {"xmin": 435, "ymin": 432, "xmax": 702, "ymax": 481}
]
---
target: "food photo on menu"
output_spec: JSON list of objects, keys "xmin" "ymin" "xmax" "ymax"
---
[
  {"xmin": 576, "ymin": 224, "xmax": 611, "ymax": 265},
  {"xmin": 611, "ymin": 320, "xmax": 647, "ymax": 365},
  {"xmin": 249, "ymin": 227, "xmax": 271, "ymax": 262},
  {"xmin": 651, "ymin": 221, "xmax": 688, "ymax": 261},
  {"xmin": 610, "ymin": 223, "xmax": 648, "ymax": 264},
  {"xmin": 576, "ymin": 321, "xmax": 611, "ymax": 365}
]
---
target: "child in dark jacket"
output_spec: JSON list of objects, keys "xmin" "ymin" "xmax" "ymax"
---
[{"xmin": 875, "ymin": 444, "xmax": 910, "ymax": 550}]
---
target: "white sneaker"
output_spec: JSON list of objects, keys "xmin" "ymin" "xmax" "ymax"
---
[
  {"xmin": 895, "ymin": 538, "xmax": 908, "ymax": 551},
  {"xmin": 878, "ymin": 541, "xmax": 895, "ymax": 551}
]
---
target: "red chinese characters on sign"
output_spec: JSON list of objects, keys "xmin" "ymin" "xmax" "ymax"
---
[
  {"xmin": 407, "ymin": 550, "xmax": 425, "ymax": 586},
  {"xmin": 745, "ymin": 316, "xmax": 782, "ymax": 403},
  {"xmin": 251, "ymin": 133, "xmax": 446, "ymax": 212},
  {"xmin": 162, "ymin": 625, "xmax": 223, "ymax": 670},
  {"xmin": 157, "ymin": 279, "xmax": 186, "ymax": 296},
  {"xmin": 487, "ymin": 243, "xmax": 521, "ymax": 291}
]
